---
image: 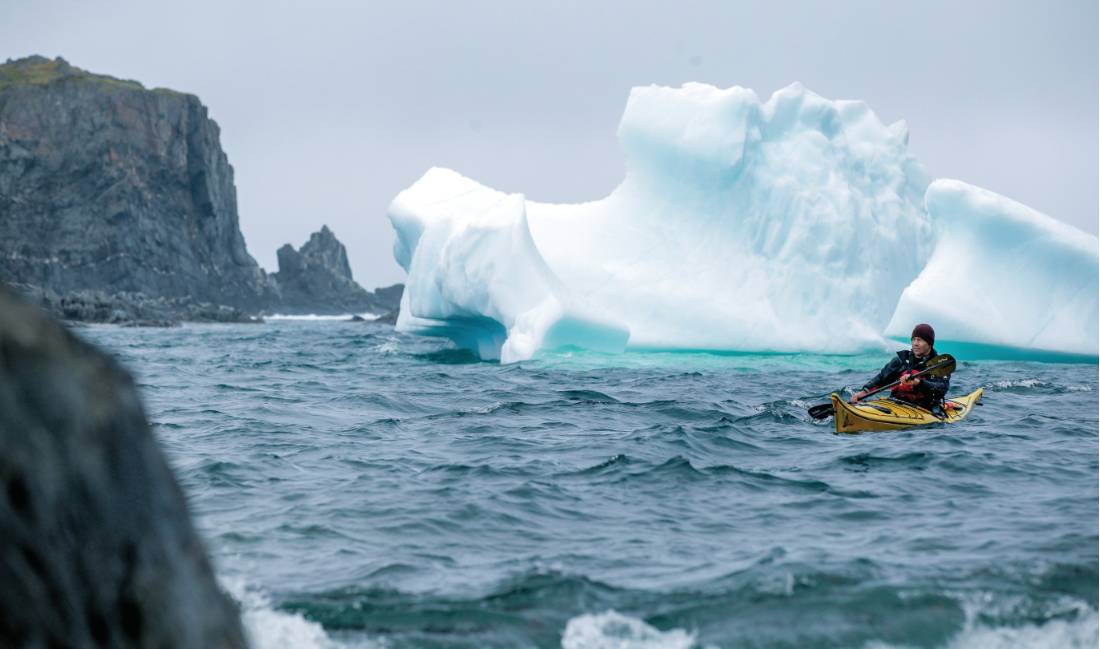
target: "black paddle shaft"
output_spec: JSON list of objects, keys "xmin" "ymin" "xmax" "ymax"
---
[{"xmin": 807, "ymin": 354, "xmax": 956, "ymax": 420}]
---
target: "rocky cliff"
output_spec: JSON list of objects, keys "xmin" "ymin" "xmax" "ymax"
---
[
  {"xmin": 0, "ymin": 56, "xmax": 276, "ymax": 315},
  {"xmin": 0, "ymin": 285, "xmax": 247, "ymax": 648},
  {"xmin": 0, "ymin": 56, "xmax": 404, "ymax": 323},
  {"xmin": 270, "ymin": 225, "xmax": 394, "ymax": 315}
]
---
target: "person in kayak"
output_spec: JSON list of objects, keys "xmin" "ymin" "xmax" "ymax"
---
[{"xmin": 849, "ymin": 323, "xmax": 949, "ymax": 413}]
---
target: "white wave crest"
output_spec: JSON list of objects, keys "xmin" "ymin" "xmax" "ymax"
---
[
  {"xmin": 266, "ymin": 313, "xmax": 380, "ymax": 321},
  {"xmin": 990, "ymin": 378, "xmax": 1047, "ymax": 389},
  {"xmin": 561, "ymin": 610, "xmax": 699, "ymax": 649},
  {"xmin": 991, "ymin": 378, "xmax": 1096, "ymax": 392},
  {"xmin": 220, "ymin": 577, "xmax": 386, "ymax": 649},
  {"xmin": 864, "ymin": 605, "xmax": 1097, "ymax": 649},
  {"xmin": 943, "ymin": 610, "xmax": 1098, "ymax": 649},
  {"xmin": 371, "ymin": 338, "xmax": 401, "ymax": 354}
]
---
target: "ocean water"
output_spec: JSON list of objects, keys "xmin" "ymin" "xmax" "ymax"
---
[{"xmin": 79, "ymin": 321, "xmax": 1098, "ymax": 649}]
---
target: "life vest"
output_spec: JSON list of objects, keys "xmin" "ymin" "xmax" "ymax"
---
[{"xmin": 890, "ymin": 369, "xmax": 920, "ymax": 399}]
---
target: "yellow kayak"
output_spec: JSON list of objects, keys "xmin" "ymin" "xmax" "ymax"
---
[{"xmin": 829, "ymin": 388, "xmax": 984, "ymax": 434}]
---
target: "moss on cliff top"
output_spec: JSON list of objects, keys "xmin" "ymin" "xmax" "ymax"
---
[{"xmin": 0, "ymin": 55, "xmax": 149, "ymax": 93}]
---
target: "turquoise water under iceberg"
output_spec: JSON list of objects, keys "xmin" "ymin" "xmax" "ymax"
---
[{"xmin": 81, "ymin": 321, "xmax": 1097, "ymax": 648}]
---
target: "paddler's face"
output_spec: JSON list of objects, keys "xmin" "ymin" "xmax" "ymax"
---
[{"xmin": 911, "ymin": 336, "xmax": 931, "ymax": 358}]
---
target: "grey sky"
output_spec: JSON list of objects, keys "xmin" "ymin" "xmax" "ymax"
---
[{"xmin": 2, "ymin": 0, "xmax": 1096, "ymax": 287}]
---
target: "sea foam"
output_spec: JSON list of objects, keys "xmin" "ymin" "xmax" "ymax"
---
[{"xmin": 561, "ymin": 610, "xmax": 700, "ymax": 649}]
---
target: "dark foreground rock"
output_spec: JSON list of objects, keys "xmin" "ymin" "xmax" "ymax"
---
[{"xmin": 0, "ymin": 286, "xmax": 247, "ymax": 648}]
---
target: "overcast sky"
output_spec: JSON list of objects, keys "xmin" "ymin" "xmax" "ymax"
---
[{"xmin": 2, "ymin": 0, "xmax": 1096, "ymax": 287}]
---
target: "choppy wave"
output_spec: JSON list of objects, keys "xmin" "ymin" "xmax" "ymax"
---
[
  {"xmin": 257, "ymin": 565, "xmax": 1098, "ymax": 649},
  {"xmin": 78, "ymin": 321, "xmax": 1098, "ymax": 648},
  {"xmin": 938, "ymin": 610, "xmax": 1098, "ymax": 649}
]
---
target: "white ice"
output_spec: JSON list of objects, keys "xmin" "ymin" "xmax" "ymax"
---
[
  {"xmin": 389, "ymin": 168, "xmax": 628, "ymax": 363},
  {"xmin": 387, "ymin": 83, "xmax": 1098, "ymax": 362},
  {"xmin": 886, "ymin": 179, "xmax": 1098, "ymax": 356}
]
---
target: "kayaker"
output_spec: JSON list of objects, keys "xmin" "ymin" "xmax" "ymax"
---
[{"xmin": 849, "ymin": 323, "xmax": 949, "ymax": 413}]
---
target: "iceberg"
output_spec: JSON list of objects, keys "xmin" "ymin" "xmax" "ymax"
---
[
  {"xmin": 387, "ymin": 83, "xmax": 1098, "ymax": 362},
  {"xmin": 389, "ymin": 168, "xmax": 628, "ymax": 362},
  {"xmin": 886, "ymin": 180, "xmax": 1098, "ymax": 357}
]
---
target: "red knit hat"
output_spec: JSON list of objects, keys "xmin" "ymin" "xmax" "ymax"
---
[{"xmin": 911, "ymin": 323, "xmax": 935, "ymax": 346}]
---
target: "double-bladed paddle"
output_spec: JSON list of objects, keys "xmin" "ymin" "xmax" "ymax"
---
[{"xmin": 807, "ymin": 354, "xmax": 956, "ymax": 420}]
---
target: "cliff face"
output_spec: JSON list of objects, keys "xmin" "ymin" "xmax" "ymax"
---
[
  {"xmin": 0, "ymin": 285, "xmax": 247, "ymax": 648},
  {"xmin": 0, "ymin": 56, "xmax": 277, "ymax": 311},
  {"xmin": 271, "ymin": 225, "xmax": 400, "ymax": 315}
]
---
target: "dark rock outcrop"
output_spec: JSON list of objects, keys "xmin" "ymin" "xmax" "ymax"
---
[
  {"xmin": 0, "ymin": 285, "xmax": 246, "ymax": 648},
  {"xmin": 368, "ymin": 284, "xmax": 404, "ymax": 325},
  {"xmin": 373, "ymin": 309, "xmax": 400, "ymax": 325},
  {"xmin": 0, "ymin": 56, "xmax": 278, "ymax": 318},
  {"xmin": 371, "ymin": 283, "xmax": 404, "ymax": 314},
  {"xmin": 12, "ymin": 282, "xmax": 261, "ymax": 325},
  {"xmin": 269, "ymin": 225, "xmax": 401, "ymax": 315}
]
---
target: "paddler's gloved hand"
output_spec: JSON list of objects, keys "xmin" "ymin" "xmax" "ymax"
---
[
  {"xmin": 896, "ymin": 370, "xmax": 920, "ymax": 392},
  {"xmin": 849, "ymin": 389, "xmax": 869, "ymax": 403}
]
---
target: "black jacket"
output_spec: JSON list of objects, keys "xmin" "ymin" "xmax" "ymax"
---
[{"xmin": 862, "ymin": 349, "xmax": 949, "ymax": 408}]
